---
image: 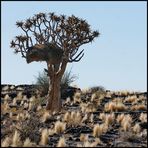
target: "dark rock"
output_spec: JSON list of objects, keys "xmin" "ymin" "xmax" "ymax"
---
[{"xmin": 61, "ymin": 86, "xmax": 81, "ymax": 100}]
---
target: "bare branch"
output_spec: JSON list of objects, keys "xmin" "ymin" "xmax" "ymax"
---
[{"xmin": 68, "ymin": 49, "xmax": 84, "ymax": 63}]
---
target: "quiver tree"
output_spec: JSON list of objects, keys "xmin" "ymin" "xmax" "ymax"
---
[{"xmin": 10, "ymin": 12, "xmax": 99, "ymax": 112}]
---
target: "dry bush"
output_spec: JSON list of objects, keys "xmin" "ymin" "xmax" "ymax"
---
[
  {"xmin": 11, "ymin": 130, "xmax": 22, "ymax": 147},
  {"xmin": 23, "ymin": 138, "xmax": 36, "ymax": 147},
  {"xmin": 57, "ymin": 137, "xmax": 66, "ymax": 147},
  {"xmin": 139, "ymin": 113, "xmax": 147, "ymax": 122},
  {"xmin": 1, "ymin": 136, "xmax": 12, "ymax": 147},
  {"xmin": 73, "ymin": 92, "xmax": 81, "ymax": 103},
  {"xmin": 80, "ymin": 134, "xmax": 88, "ymax": 142},
  {"xmin": 19, "ymin": 113, "xmax": 41, "ymax": 144},
  {"xmin": 124, "ymin": 95, "xmax": 137, "ymax": 103},
  {"xmin": 131, "ymin": 104, "xmax": 147, "ymax": 111},
  {"xmin": 132, "ymin": 123, "xmax": 141, "ymax": 134},
  {"xmin": 40, "ymin": 128, "xmax": 49, "ymax": 145},
  {"xmin": 105, "ymin": 113, "xmax": 115, "ymax": 125},
  {"xmin": 93, "ymin": 123, "xmax": 108, "ymax": 137},
  {"xmin": 54, "ymin": 121, "xmax": 66, "ymax": 134},
  {"xmin": 104, "ymin": 101, "xmax": 127, "ymax": 112},
  {"xmin": 41, "ymin": 111, "xmax": 51, "ymax": 122},
  {"xmin": 63, "ymin": 111, "xmax": 82, "ymax": 126},
  {"xmin": 120, "ymin": 115, "xmax": 132, "ymax": 132}
]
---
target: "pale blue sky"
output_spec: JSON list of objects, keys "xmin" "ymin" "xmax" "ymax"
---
[{"xmin": 1, "ymin": 1, "xmax": 147, "ymax": 91}]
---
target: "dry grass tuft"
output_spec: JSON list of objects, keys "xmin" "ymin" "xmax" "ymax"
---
[
  {"xmin": 1, "ymin": 137, "xmax": 12, "ymax": 147},
  {"xmin": 54, "ymin": 121, "xmax": 66, "ymax": 134},
  {"xmin": 117, "ymin": 114, "xmax": 125, "ymax": 124},
  {"xmin": 133, "ymin": 123, "xmax": 141, "ymax": 133},
  {"xmin": 40, "ymin": 128, "xmax": 49, "ymax": 145},
  {"xmin": 63, "ymin": 111, "xmax": 82, "ymax": 126},
  {"xmin": 63, "ymin": 112, "xmax": 71, "ymax": 122},
  {"xmin": 120, "ymin": 115, "xmax": 132, "ymax": 132},
  {"xmin": 105, "ymin": 101, "xmax": 127, "ymax": 112},
  {"xmin": 124, "ymin": 95, "xmax": 137, "ymax": 103},
  {"xmin": 4, "ymin": 94, "xmax": 11, "ymax": 101},
  {"xmin": 80, "ymin": 134, "xmax": 88, "ymax": 142},
  {"xmin": 57, "ymin": 137, "xmax": 66, "ymax": 147},
  {"xmin": 17, "ymin": 92, "xmax": 23, "ymax": 100},
  {"xmin": 12, "ymin": 130, "xmax": 22, "ymax": 147},
  {"xmin": 23, "ymin": 138, "xmax": 35, "ymax": 147},
  {"xmin": 105, "ymin": 113, "xmax": 115, "ymax": 125},
  {"xmin": 73, "ymin": 92, "xmax": 81, "ymax": 103},
  {"xmin": 131, "ymin": 104, "xmax": 147, "ymax": 111},
  {"xmin": 93, "ymin": 124, "xmax": 103, "ymax": 137},
  {"xmin": 139, "ymin": 113, "xmax": 147, "ymax": 122},
  {"xmin": 41, "ymin": 111, "xmax": 51, "ymax": 122}
]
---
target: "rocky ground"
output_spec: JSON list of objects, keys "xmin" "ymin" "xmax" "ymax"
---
[{"xmin": 1, "ymin": 85, "xmax": 147, "ymax": 147}]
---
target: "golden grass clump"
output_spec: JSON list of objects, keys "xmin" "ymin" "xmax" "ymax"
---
[
  {"xmin": 93, "ymin": 124, "xmax": 103, "ymax": 137},
  {"xmin": 22, "ymin": 95, "xmax": 28, "ymax": 100},
  {"xmin": 82, "ymin": 113, "xmax": 88, "ymax": 123},
  {"xmin": 30, "ymin": 96, "xmax": 36, "ymax": 102},
  {"xmin": 12, "ymin": 98, "xmax": 17, "ymax": 106},
  {"xmin": 122, "ymin": 121, "xmax": 131, "ymax": 132},
  {"xmin": 78, "ymin": 138, "xmax": 102, "ymax": 147},
  {"xmin": 71, "ymin": 111, "xmax": 82, "ymax": 126},
  {"xmin": 20, "ymin": 100, "xmax": 24, "ymax": 106},
  {"xmin": 64, "ymin": 111, "xmax": 82, "ymax": 126},
  {"xmin": 65, "ymin": 97, "xmax": 71, "ymax": 104},
  {"xmin": 74, "ymin": 92, "xmax": 81, "ymax": 103},
  {"xmin": 10, "ymin": 85, "xmax": 14, "ymax": 89},
  {"xmin": 80, "ymin": 134, "xmax": 88, "ymax": 142},
  {"xmin": 40, "ymin": 128, "xmax": 49, "ymax": 145},
  {"xmin": 139, "ymin": 113, "xmax": 147, "ymax": 122},
  {"xmin": 120, "ymin": 114, "xmax": 132, "ymax": 132},
  {"xmin": 48, "ymin": 128, "xmax": 55, "ymax": 136},
  {"xmin": 23, "ymin": 138, "xmax": 35, "ymax": 147},
  {"xmin": 2, "ymin": 85, "xmax": 9, "ymax": 91},
  {"xmin": 9, "ymin": 112, "xmax": 13, "ymax": 118},
  {"xmin": 99, "ymin": 113, "xmax": 106, "ymax": 121},
  {"xmin": 119, "ymin": 90, "xmax": 130, "ymax": 96},
  {"xmin": 90, "ymin": 113, "xmax": 94, "ymax": 123},
  {"xmin": 106, "ymin": 92, "xmax": 112, "ymax": 98},
  {"xmin": 131, "ymin": 104, "xmax": 147, "ymax": 111},
  {"xmin": 105, "ymin": 113, "xmax": 115, "ymax": 125},
  {"xmin": 17, "ymin": 92, "xmax": 23, "ymax": 100},
  {"xmin": 104, "ymin": 101, "xmax": 127, "ymax": 112},
  {"xmin": 86, "ymin": 102, "xmax": 97, "ymax": 112},
  {"xmin": 116, "ymin": 113, "xmax": 125, "ymax": 124},
  {"xmin": 12, "ymin": 130, "xmax": 22, "ymax": 147},
  {"xmin": 80, "ymin": 103, "xmax": 87, "ymax": 113},
  {"xmin": 24, "ymin": 102, "xmax": 29, "ymax": 109},
  {"xmin": 16, "ymin": 113, "xmax": 25, "ymax": 121},
  {"xmin": 4, "ymin": 94, "xmax": 11, "ymax": 100},
  {"xmin": 54, "ymin": 121, "xmax": 66, "ymax": 134},
  {"xmin": 57, "ymin": 137, "xmax": 66, "ymax": 147},
  {"xmin": 91, "ymin": 93, "xmax": 98, "ymax": 102},
  {"xmin": 41, "ymin": 111, "xmax": 51, "ymax": 122},
  {"xmin": 133, "ymin": 123, "xmax": 141, "ymax": 133},
  {"xmin": 81, "ymin": 88, "xmax": 91, "ymax": 94},
  {"xmin": 124, "ymin": 95, "xmax": 137, "ymax": 103},
  {"xmin": 63, "ymin": 112, "xmax": 71, "ymax": 122},
  {"xmin": 37, "ymin": 105, "xmax": 42, "ymax": 111},
  {"xmin": 28, "ymin": 102, "xmax": 33, "ymax": 111},
  {"xmin": 1, "ymin": 137, "xmax": 12, "ymax": 147},
  {"xmin": 104, "ymin": 102, "xmax": 116, "ymax": 112}
]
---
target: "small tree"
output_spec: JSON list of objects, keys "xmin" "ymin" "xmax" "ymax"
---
[{"xmin": 10, "ymin": 12, "xmax": 99, "ymax": 111}]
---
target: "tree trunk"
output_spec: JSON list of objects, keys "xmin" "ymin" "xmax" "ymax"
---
[{"xmin": 46, "ymin": 70, "xmax": 62, "ymax": 112}]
